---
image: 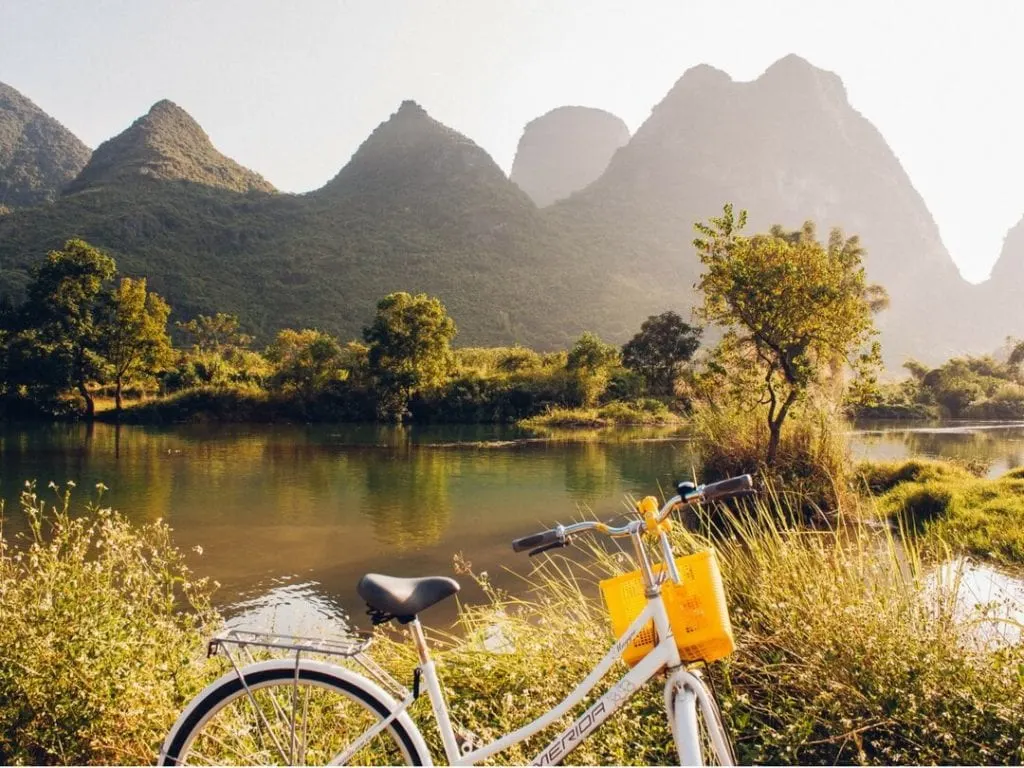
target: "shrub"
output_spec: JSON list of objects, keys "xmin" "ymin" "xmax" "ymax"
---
[
  {"xmin": 0, "ymin": 484, "xmax": 218, "ymax": 764},
  {"xmin": 692, "ymin": 406, "xmax": 850, "ymax": 516}
]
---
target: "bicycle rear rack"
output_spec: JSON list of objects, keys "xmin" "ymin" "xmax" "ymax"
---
[
  {"xmin": 208, "ymin": 627, "xmax": 408, "ymax": 701},
  {"xmin": 208, "ymin": 628, "xmax": 373, "ymax": 659}
]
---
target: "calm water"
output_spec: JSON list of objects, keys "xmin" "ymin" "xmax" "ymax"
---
[{"xmin": 2, "ymin": 420, "xmax": 1023, "ymax": 633}]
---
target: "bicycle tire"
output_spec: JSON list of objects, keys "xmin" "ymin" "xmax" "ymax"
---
[{"xmin": 159, "ymin": 659, "xmax": 431, "ymax": 766}]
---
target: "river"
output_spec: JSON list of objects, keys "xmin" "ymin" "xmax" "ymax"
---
[{"xmin": 2, "ymin": 419, "xmax": 1023, "ymax": 634}]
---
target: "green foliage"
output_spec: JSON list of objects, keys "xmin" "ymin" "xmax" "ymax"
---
[
  {"xmin": 13, "ymin": 240, "xmax": 117, "ymax": 418},
  {"xmin": 265, "ymin": 328, "xmax": 346, "ymax": 397},
  {"xmin": 694, "ymin": 206, "xmax": 883, "ymax": 465},
  {"xmin": 176, "ymin": 312, "xmax": 253, "ymax": 354},
  {"xmin": 621, "ymin": 311, "xmax": 701, "ymax": 395},
  {"xmin": 858, "ymin": 354, "xmax": 1024, "ymax": 420},
  {"xmin": 0, "ymin": 484, "xmax": 217, "ymax": 764},
  {"xmin": 364, "ymin": 292, "xmax": 457, "ymax": 418},
  {"xmin": 98, "ymin": 277, "xmax": 173, "ymax": 413},
  {"xmin": 864, "ymin": 459, "xmax": 1024, "ymax": 563},
  {"xmin": 520, "ymin": 399, "xmax": 679, "ymax": 429},
  {"xmin": 566, "ymin": 331, "xmax": 620, "ymax": 407}
]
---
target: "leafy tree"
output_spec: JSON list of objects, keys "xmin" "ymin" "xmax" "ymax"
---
[
  {"xmin": 363, "ymin": 292, "xmax": 456, "ymax": 418},
  {"xmin": 265, "ymin": 329, "xmax": 345, "ymax": 397},
  {"xmin": 903, "ymin": 359, "xmax": 930, "ymax": 382},
  {"xmin": 176, "ymin": 313, "xmax": 252, "ymax": 354},
  {"xmin": 1009, "ymin": 339, "xmax": 1024, "ymax": 368},
  {"xmin": 567, "ymin": 331, "xmax": 620, "ymax": 407},
  {"xmin": 621, "ymin": 311, "xmax": 701, "ymax": 395},
  {"xmin": 694, "ymin": 205, "xmax": 885, "ymax": 465},
  {"xmin": 98, "ymin": 277, "xmax": 173, "ymax": 415},
  {"xmin": 18, "ymin": 239, "xmax": 116, "ymax": 419}
]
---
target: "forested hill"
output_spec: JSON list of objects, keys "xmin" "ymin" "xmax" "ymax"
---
[
  {"xmin": 0, "ymin": 99, "xmax": 642, "ymax": 349},
  {"xmin": 0, "ymin": 81, "xmax": 91, "ymax": 209},
  {"xmin": 66, "ymin": 99, "xmax": 275, "ymax": 195},
  {"xmin": 0, "ymin": 58, "xmax": 1015, "ymax": 362}
]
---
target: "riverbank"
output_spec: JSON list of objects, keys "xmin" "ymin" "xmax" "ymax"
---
[{"xmin": 2, "ymin": 477, "xmax": 1022, "ymax": 765}]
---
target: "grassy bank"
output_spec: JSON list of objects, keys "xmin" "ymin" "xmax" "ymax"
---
[
  {"xmin": 519, "ymin": 400, "xmax": 682, "ymax": 430},
  {"xmin": 2, "ymin": 485, "xmax": 1022, "ymax": 764},
  {"xmin": 858, "ymin": 459, "xmax": 1024, "ymax": 565}
]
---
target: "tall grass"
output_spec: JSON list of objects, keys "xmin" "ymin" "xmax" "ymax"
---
[
  {"xmin": 367, "ymin": 495, "xmax": 1024, "ymax": 765},
  {"xmin": 3, "ymin": 481, "xmax": 1022, "ymax": 764},
  {"xmin": 0, "ymin": 485, "xmax": 219, "ymax": 764}
]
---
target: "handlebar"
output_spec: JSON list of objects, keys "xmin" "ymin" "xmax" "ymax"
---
[{"xmin": 511, "ymin": 474, "xmax": 754, "ymax": 554}]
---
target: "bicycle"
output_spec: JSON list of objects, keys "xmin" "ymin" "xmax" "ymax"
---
[{"xmin": 159, "ymin": 473, "xmax": 754, "ymax": 766}]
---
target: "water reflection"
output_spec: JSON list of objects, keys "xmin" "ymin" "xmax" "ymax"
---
[
  {"xmin": 362, "ymin": 447, "xmax": 452, "ymax": 550},
  {"xmin": 927, "ymin": 559, "xmax": 1024, "ymax": 648},
  {"xmin": 2, "ymin": 420, "xmax": 1024, "ymax": 629},
  {"xmin": 851, "ymin": 420, "xmax": 1024, "ymax": 477}
]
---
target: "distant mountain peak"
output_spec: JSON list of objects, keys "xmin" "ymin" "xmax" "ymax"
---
[
  {"xmin": 678, "ymin": 63, "xmax": 734, "ymax": 88},
  {"xmin": 510, "ymin": 105, "xmax": 630, "ymax": 206},
  {"xmin": 396, "ymin": 99, "xmax": 428, "ymax": 117},
  {"xmin": 757, "ymin": 54, "xmax": 848, "ymax": 104},
  {"xmin": 0, "ymin": 80, "xmax": 91, "ymax": 207},
  {"xmin": 317, "ymin": 100, "xmax": 507, "ymax": 198},
  {"xmin": 65, "ymin": 99, "xmax": 274, "ymax": 195}
]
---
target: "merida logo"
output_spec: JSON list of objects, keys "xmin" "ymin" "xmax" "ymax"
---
[
  {"xmin": 534, "ymin": 701, "xmax": 606, "ymax": 765},
  {"xmin": 533, "ymin": 680, "xmax": 636, "ymax": 765}
]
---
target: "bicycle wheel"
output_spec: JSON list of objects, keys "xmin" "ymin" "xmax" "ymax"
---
[{"xmin": 160, "ymin": 659, "xmax": 430, "ymax": 766}]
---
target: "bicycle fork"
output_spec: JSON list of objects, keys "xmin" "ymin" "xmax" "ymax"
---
[{"xmin": 664, "ymin": 668, "xmax": 736, "ymax": 767}]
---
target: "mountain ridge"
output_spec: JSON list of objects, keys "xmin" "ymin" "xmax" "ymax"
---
[
  {"xmin": 0, "ymin": 81, "xmax": 91, "ymax": 208},
  {"xmin": 0, "ymin": 58, "xmax": 1016, "ymax": 365},
  {"xmin": 65, "ymin": 99, "xmax": 275, "ymax": 195}
]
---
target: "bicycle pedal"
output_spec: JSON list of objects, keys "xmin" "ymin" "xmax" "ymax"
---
[{"xmin": 455, "ymin": 727, "xmax": 483, "ymax": 755}]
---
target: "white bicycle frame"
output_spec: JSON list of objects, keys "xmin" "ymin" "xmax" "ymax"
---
[{"xmin": 384, "ymin": 581, "xmax": 733, "ymax": 767}]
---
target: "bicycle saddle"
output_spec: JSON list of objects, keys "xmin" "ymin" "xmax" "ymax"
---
[{"xmin": 357, "ymin": 573, "xmax": 460, "ymax": 623}]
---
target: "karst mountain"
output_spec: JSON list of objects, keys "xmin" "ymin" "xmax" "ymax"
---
[
  {"xmin": 0, "ymin": 57, "xmax": 1017, "ymax": 364},
  {"xmin": 510, "ymin": 106, "xmax": 630, "ymax": 207},
  {"xmin": 0, "ymin": 81, "xmax": 91, "ymax": 209}
]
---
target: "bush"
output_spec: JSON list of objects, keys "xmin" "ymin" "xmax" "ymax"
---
[
  {"xmin": 692, "ymin": 406, "xmax": 850, "ymax": 516},
  {"xmin": 0, "ymin": 484, "xmax": 218, "ymax": 764}
]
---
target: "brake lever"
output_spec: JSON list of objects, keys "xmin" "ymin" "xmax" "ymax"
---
[{"xmin": 529, "ymin": 538, "xmax": 570, "ymax": 557}]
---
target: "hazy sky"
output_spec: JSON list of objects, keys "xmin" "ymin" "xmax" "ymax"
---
[{"xmin": 2, "ymin": 0, "xmax": 1022, "ymax": 282}]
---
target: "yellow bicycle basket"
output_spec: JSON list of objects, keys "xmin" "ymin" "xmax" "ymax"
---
[{"xmin": 599, "ymin": 549, "xmax": 734, "ymax": 667}]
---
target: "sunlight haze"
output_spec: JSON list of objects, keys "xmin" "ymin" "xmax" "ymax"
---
[{"xmin": 2, "ymin": 0, "xmax": 1021, "ymax": 282}]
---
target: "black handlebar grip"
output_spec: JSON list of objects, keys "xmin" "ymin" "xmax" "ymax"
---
[
  {"xmin": 512, "ymin": 528, "xmax": 560, "ymax": 553},
  {"xmin": 702, "ymin": 474, "xmax": 754, "ymax": 501}
]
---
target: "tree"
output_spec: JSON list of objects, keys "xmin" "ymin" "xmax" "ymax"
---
[
  {"xmin": 265, "ymin": 328, "xmax": 345, "ymax": 397},
  {"xmin": 176, "ymin": 313, "xmax": 252, "ymax": 354},
  {"xmin": 621, "ymin": 311, "xmax": 701, "ymax": 395},
  {"xmin": 363, "ymin": 292, "xmax": 456, "ymax": 418},
  {"xmin": 98, "ymin": 277, "xmax": 173, "ymax": 415},
  {"xmin": 566, "ymin": 331, "xmax": 620, "ymax": 407},
  {"xmin": 694, "ymin": 204, "xmax": 885, "ymax": 465},
  {"xmin": 18, "ymin": 239, "xmax": 116, "ymax": 419},
  {"xmin": 1009, "ymin": 339, "xmax": 1024, "ymax": 368}
]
